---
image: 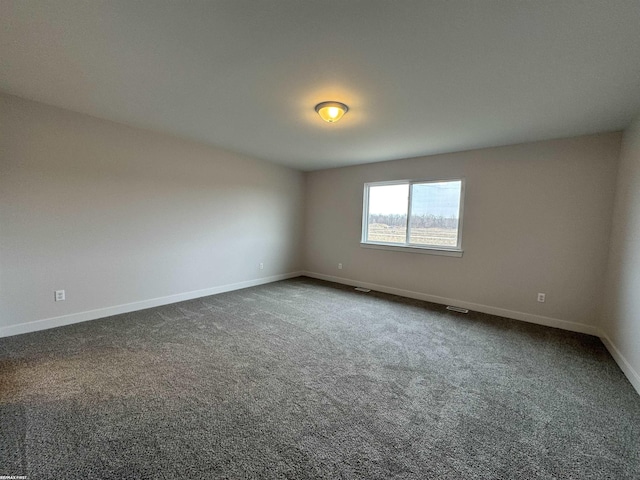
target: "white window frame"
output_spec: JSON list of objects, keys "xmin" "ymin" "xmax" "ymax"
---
[{"xmin": 361, "ymin": 178, "xmax": 465, "ymax": 257}]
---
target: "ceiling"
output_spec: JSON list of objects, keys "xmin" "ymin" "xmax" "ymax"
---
[{"xmin": 1, "ymin": 1, "xmax": 639, "ymax": 171}]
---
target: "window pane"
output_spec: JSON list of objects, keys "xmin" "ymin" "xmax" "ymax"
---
[
  {"xmin": 367, "ymin": 184, "xmax": 409, "ymax": 244},
  {"xmin": 409, "ymin": 181, "xmax": 461, "ymax": 247}
]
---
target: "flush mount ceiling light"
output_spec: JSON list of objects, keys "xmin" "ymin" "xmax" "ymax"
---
[{"xmin": 315, "ymin": 101, "xmax": 349, "ymax": 123}]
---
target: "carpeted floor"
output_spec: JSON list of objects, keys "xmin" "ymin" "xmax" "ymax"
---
[{"xmin": 1, "ymin": 277, "xmax": 639, "ymax": 479}]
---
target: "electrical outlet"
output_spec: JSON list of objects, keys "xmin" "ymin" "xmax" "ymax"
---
[
  {"xmin": 259, "ymin": 263, "xmax": 264, "ymax": 270},
  {"xmin": 537, "ymin": 293, "xmax": 546, "ymax": 303},
  {"xmin": 55, "ymin": 290, "xmax": 65, "ymax": 302},
  {"xmin": 338, "ymin": 263, "xmax": 343, "ymax": 269}
]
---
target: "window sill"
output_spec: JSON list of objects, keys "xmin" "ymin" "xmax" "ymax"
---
[{"xmin": 360, "ymin": 242, "xmax": 464, "ymax": 257}]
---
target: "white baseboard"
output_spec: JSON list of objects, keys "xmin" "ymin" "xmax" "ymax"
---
[
  {"xmin": 302, "ymin": 271, "xmax": 600, "ymax": 336},
  {"xmin": 599, "ymin": 332, "xmax": 640, "ymax": 395},
  {"xmin": 0, "ymin": 272, "xmax": 303, "ymax": 339}
]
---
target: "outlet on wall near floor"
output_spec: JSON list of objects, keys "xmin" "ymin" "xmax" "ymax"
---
[
  {"xmin": 537, "ymin": 293, "xmax": 546, "ymax": 303},
  {"xmin": 338, "ymin": 263, "xmax": 342, "ymax": 269},
  {"xmin": 259, "ymin": 263, "xmax": 264, "ymax": 270},
  {"xmin": 55, "ymin": 290, "xmax": 65, "ymax": 302}
]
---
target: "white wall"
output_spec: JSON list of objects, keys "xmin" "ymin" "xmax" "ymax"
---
[
  {"xmin": 0, "ymin": 94, "xmax": 304, "ymax": 335},
  {"xmin": 304, "ymin": 133, "xmax": 621, "ymax": 334},
  {"xmin": 601, "ymin": 116, "xmax": 640, "ymax": 392}
]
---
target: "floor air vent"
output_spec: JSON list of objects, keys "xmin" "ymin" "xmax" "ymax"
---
[
  {"xmin": 446, "ymin": 305, "xmax": 469, "ymax": 314},
  {"xmin": 354, "ymin": 287, "xmax": 371, "ymax": 293}
]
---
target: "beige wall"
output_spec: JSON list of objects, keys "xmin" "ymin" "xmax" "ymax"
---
[
  {"xmin": 0, "ymin": 94, "xmax": 304, "ymax": 333},
  {"xmin": 601, "ymin": 117, "xmax": 640, "ymax": 391},
  {"xmin": 304, "ymin": 133, "xmax": 622, "ymax": 333}
]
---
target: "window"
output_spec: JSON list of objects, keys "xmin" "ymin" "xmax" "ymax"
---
[{"xmin": 361, "ymin": 179, "xmax": 464, "ymax": 255}]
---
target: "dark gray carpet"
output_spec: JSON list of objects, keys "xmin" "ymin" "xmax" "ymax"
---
[{"xmin": 1, "ymin": 277, "xmax": 639, "ymax": 479}]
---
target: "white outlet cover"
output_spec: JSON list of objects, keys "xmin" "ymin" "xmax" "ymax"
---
[{"xmin": 55, "ymin": 290, "xmax": 65, "ymax": 301}]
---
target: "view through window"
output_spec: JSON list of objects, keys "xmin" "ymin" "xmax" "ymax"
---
[{"xmin": 363, "ymin": 179, "xmax": 463, "ymax": 249}]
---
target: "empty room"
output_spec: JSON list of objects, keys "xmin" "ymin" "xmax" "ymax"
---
[{"xmin": 1, "ymin": 1, "xmax": 639, "ymax": 478}]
